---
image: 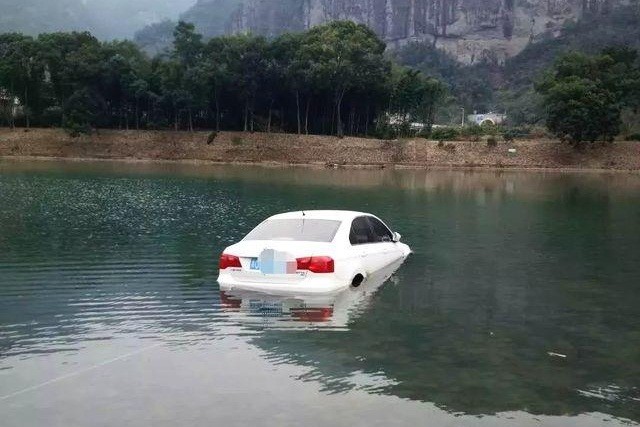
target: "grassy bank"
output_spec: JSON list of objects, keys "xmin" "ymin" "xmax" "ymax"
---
[{"xmin": 1, "ymin": 128, "xmax": 639, "ymax": 171}]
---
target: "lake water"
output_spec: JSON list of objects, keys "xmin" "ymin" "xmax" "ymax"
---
[{"xmin": 0, "ymin": 160, "xmax": 639, "ymax": 426}]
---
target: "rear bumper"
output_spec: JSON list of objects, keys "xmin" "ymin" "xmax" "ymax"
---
[{"xmin": 217, "ymin": 272, "xmax": 349, "ymax": 296}]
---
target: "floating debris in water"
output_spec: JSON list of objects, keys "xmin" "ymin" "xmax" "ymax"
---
[{"xmin": 547, "ymin": 351, "xmax": 567, "ymax": 358}]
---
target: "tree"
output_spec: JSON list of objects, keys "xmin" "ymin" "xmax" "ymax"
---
[
  {"xmin": 299, "ymin": 21, "xmax": 389, "ymax": 137},
  {"xmin": 0, "ymin": 33, "xmax": 43, "ymax": 128},
  {"xmin": 0, "ymin": 22, "xmax": 449, "ymax": 137},
  {"xmin": 222, "ymin": 34, "xmax": 268, "ymax": 132},
  {"xmin": 537, "ymin": 50, "xmax": 640, "ymax": 144},
  {"xmin": 388, "ymin": 66, "xmax": 447, "ymax": 136}
]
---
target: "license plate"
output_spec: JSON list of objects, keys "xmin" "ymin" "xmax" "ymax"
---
[{"xmin": 250, "ymin": 258, "xmax": 260, "ymax": 270}]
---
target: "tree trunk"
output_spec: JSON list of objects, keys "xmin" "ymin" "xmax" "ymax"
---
[
  {"xmin": 215, "ymin": 90, "xmax": 220, "ymax": 132},
  {"xmin": 24, "ymin": 87, "xmax": 30, "ymax": 129},
  {"xmin": 188, "ymin": 108, "xmax": 194, "ymax": 132},
  {"xmin": 335, "ymin": 89, "xmax": 345, "ymax": 138},
  {"xmin": 243, "ymin": 101, "xmax": 248, "ymax": 132},
  {"xmin": 267, "ymin": 100, "xmax": 273, "ymax": 133},
  {"xmin": 135, "ymin": 98, "xmax": 140, "ymax": 130},
  {"xmin": 305, "ymin": 97, "xmax": 311, "ymax": 135},
  {"xmin": 364, "ymin": 105, "xmax": 370, "ymax": 135},
  {"xmin": 174, "ymin": 108, "xmax": 179, "ymax": 131},
  {"xmin": 349, "ymin": 105, "xmax": 355, "ymax": 136},
  {"xmin": 295, "ymin": 90, "xmax": 301, "ymax": 134}
]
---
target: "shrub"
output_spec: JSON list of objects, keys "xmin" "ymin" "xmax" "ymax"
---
[
  {"xmin": 231, "ymin": 136, "xmax": 244, "ymax": 145},
  {"xmin": 437, "ymin": 140, "xmax": 445, "ymax": 148},
  {"xmin": 459, "ymin": 124, "xmax": 485, "ymax": 141},
  {"xmin": 207, "ymin": 131, "xmax": 218, "ymax": 145},
  {"xmin": 503, "ymin": 126, "xmax": 531, "ymax": 142},
  {"xmin": 625, "ymin": 133, "xmax": 640, "ymax": 141},
  {"xmin": 430, "ymin": 127, "xmax": 459, "ymax": 141},
  {"xmin": 487, "ymin": 136, "xmax": 498, "ymax": 147},
  {"xmin": 480, "ymin": 122, "xmax": 498, "ymax": 136},
  {"xmin": 373, "ymin": 122, "xmax": 397, "ymax": 140},
  {"xmin": 63, "ymin": 120, "xmax": 91, "ymax": 137},
  {"xmin": 41, "ymin": 106, "xmax": 62, "ymax": 126}
]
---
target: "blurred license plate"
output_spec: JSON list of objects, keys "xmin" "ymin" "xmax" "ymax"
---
[{"xmin": 250, "ymin": 258, "xmax": 260, "ymax": 270}]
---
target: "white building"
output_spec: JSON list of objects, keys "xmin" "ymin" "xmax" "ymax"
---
[
  {"xmin": 0, "ymin": 89, "xmax": 20, "ymax": 118},
  {"xmin": 467, "ymin": 112, "xmax": 507, "ymax": 126}
]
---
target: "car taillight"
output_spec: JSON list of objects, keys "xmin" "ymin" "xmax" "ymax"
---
[
  {"xmin": 219, "ymin": 254, "xmax": 241, "ymax": 270},
  {"xmin": 296, "ymin": 256, "xmax": 334, "ymax": 273}
]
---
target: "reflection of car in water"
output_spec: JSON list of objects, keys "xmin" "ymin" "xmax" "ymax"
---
[
  {"xmin": 217, "ymin": 210, "xmax": 411, "ymax": 296},
  {"xmin": 219, "ymin": 258, "xmax": 404, "ymax": 329}
]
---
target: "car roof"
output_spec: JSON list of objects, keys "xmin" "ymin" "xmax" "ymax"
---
[{"xmin": 267, "ymin": 210, "xmax": 371, "ymax": 222}]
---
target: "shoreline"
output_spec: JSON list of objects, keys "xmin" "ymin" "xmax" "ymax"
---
[
  {"xmin": 2, "ymin": 154, "xmax": 638, "ymax": 175},
  {"xmin": 1, "ymin": 128, "xmax": 639, "ymax": 173}
]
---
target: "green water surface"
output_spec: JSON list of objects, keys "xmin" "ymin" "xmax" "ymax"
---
[{"xmin": 0, "ymin": 160, "xmax": 638, "ymax": 426}]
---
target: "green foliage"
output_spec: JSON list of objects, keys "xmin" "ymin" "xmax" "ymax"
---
[
  {"xmin": 63, "ymin": 88, "xmax": 104, "ymax": 135},
  {"xmin": 299, "ymin": 21, "xmax": 389, "ymax": 137},
  {"xmin": 387, "ymin": 66, "xmax": 447, "ymax": 136},
  {"xmin": 393, "ymin": 41, "xmax": 494, "ymax": 113},
  {"xmin": 459, "ymin": 124, "xmax": 483, "ymax": 140},
  {"xmin": 430, "ymin": 127, "xmax": 459, "ymax": 141},
  {"xmin": 0, "ymin": 21, "xmax": 450, "ymax": 138},
  {"xmin": 502, "ymin": 126, "xmax": 531, "ymax": 141},
  {"xmin": 487, "ymin": 136, "xmax": 498, "ymax": 147},
  {"xmin": 536, "ymin": 49, "xmax": 640, "ymax": 144},
  {"xmin": 625, "ymin": 133, "xmax": 640, "ymax": 141},
  {"xmin": 373, "ymin": 122, "xmax": 397, "ymax": 140},
  {"xmin": 207, "ymin": 131, "xmax": 218, "ymax": 144}
]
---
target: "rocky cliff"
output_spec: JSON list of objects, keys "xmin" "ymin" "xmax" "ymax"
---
[{"xmin": 226, "ymin": 0, "xmax": 630, "ymax": 64}]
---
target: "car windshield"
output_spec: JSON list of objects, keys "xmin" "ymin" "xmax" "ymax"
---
[{"xmin": 243, "ymin": 219, "xmax": 341, "ymax": 242}]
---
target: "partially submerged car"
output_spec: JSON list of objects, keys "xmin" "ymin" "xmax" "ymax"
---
[
  {"xmin": 219, "ymin": 257, "xmax": 405, "ymax": 329},
  {"xmin": 217, "ymin": 210, "xmax": 411, "ymax": 296}
]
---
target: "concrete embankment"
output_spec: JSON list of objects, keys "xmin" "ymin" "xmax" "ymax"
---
[{"xmin": 1, "ymin": 128, "xmax": 639, "ymax": 171}]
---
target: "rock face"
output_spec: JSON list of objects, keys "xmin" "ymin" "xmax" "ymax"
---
[{"xmin": 226, "ymin": 0, "xmax": 629, "ymax": 64}]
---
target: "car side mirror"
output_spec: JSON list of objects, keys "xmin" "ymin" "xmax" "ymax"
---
[{"xmin": 392, "ymin": 232, "xmax": 401, "ymax": 243}]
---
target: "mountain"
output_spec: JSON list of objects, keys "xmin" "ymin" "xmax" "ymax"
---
[
  {"xmin": 226, "ymin": 0, "xmax": 633, "ymax": 65},
  {"xmin": 0, "ymin": 0, "xmax": 196, "ymax": 39},
  {"xmin": 180, "ymin": 0, "xmax": 243, "ymax": 38}
]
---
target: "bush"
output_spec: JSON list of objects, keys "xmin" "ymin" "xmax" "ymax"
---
[
  {"xmin": 231, "ymin": 135, "xmax": 244, "ymax": 145},
  {"xmin": 207, "ymin": 131, "xmax": 218, "ymax": 145},
  {"xmin": 479, "ymin": 122, "xmax": 498, "ymax": 136},
  {"xmin": 625, "ymin": 133, "xmax": 640, "ymax": 141},
  {"xmin": 373, "ymin": 122, "xmax": 397, "ymax": 140},
  {"xmin": 487, "ymin": 136, "xmax": 498, "ymax": 147},
  {"xmin": 430, "ymin": 126, "xmax": 459, "ymax": 141},
  {"xmin": 503, "ymin": 126, "xmax": 531, "ymax": 142},
  {"xmin": 41, "ymin": 106, "xmax": 63, "ymax": 127},
  {"xmin": 459, "ymin": 124, "xmax": 483, "ymax": 141},
  {"xmin": 64, "ymin": 122, "xmax": 92, "ymax": 137}
]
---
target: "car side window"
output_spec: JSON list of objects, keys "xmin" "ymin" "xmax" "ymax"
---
[
  {"xmin": 349, "ymin": 217, "xmax": 376, "ymax": 245},
  {"xmin": 367, "ymin": 217, "xmax": 393, "ymax": 243}
]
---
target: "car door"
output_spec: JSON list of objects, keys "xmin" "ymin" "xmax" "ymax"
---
[
  {"xmin": 365, "ymin": 216, "xmax": 403, "ymax": 268},
  {"xmin": 348, "ymin": 216, "xmax": 382, "ymax": 274}
]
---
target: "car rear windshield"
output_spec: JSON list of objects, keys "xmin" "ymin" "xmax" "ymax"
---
[{"xmin": 243, "ymin": 219, "xmax": 342, "ymax": 242}]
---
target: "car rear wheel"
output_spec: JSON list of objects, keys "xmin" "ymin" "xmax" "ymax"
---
[{"xmin": 351, "ymin": 274, "xmax": 364, "ymax": 288}]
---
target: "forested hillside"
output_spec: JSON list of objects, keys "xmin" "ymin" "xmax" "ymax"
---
[{"xmin": 394, "ymin": 3, "xmax": 640, "ymax": 125}]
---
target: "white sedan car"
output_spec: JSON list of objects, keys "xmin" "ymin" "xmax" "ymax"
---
[{"xmin": 217, "ymin": 210, "xmax": 411, "ymax": 296}]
